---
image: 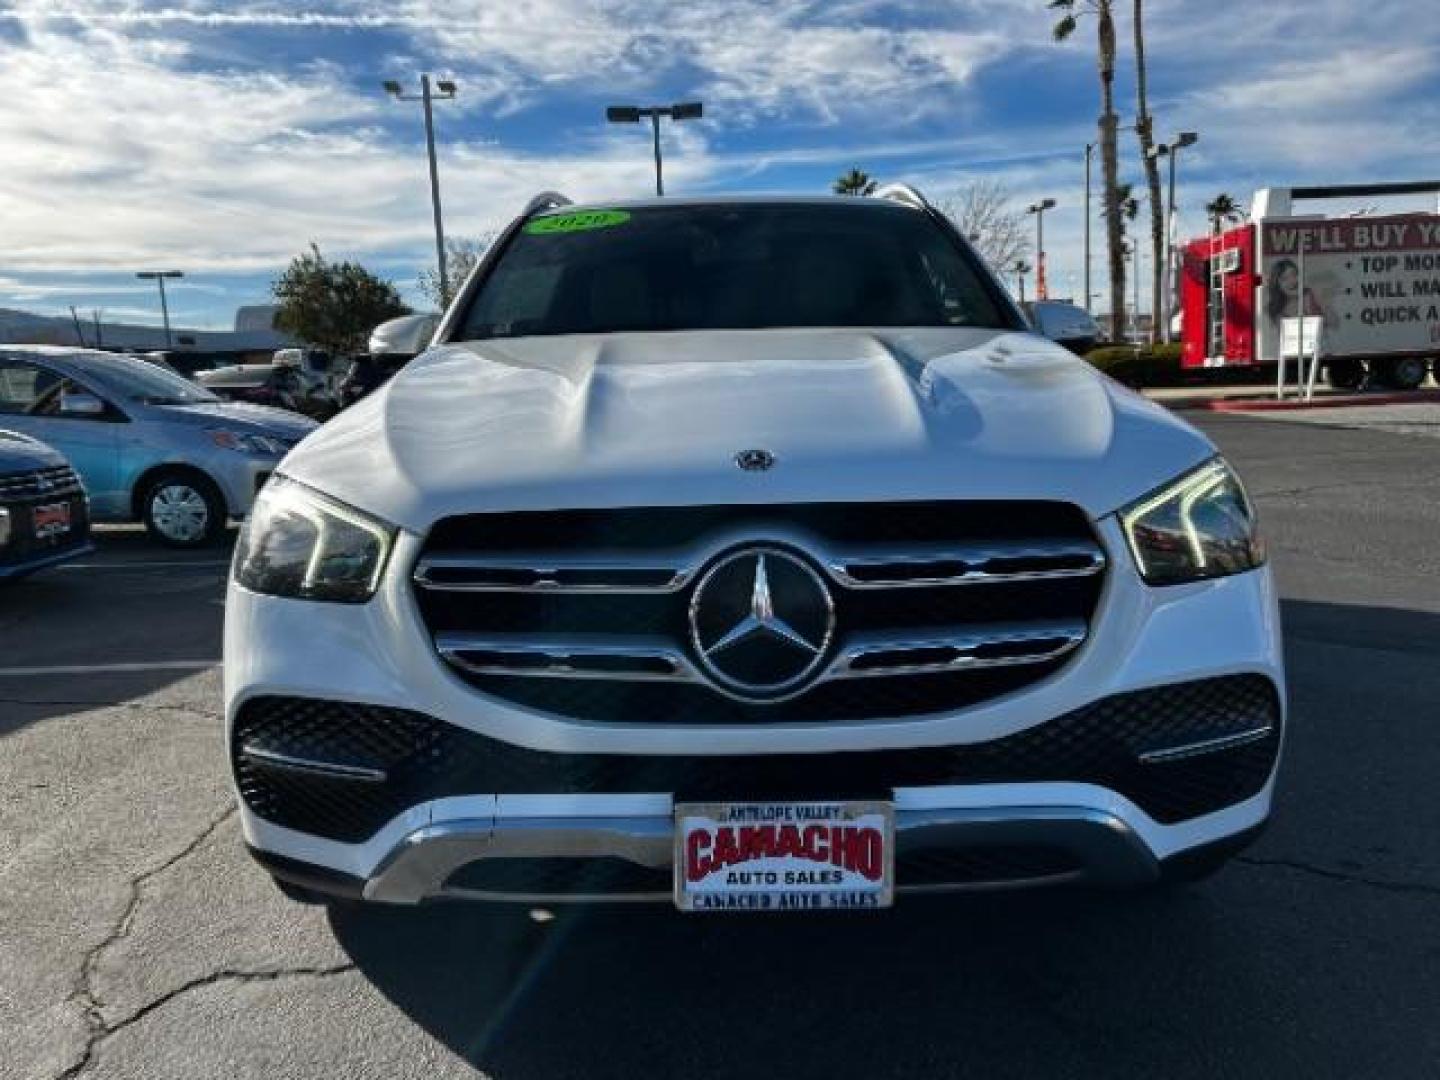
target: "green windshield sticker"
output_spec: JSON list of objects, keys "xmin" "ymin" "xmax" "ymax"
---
[{"xmin": 525, "ymin": 209, "xmax": 631, "ymax": 235}]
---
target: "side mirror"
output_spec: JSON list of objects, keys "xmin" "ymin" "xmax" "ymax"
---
[
  {"xmin": 60, "ymin": 389, "xmax": 105, "ymax": 417},
  {"xmin": 368, "ymin": 313, "xmax": 440, "ymax": 359}
]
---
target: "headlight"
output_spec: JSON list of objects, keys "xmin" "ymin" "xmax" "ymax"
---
[
  {"xmin": 1120, "ymin": 458, "xmax": 1265, "ymax": 586},
  {"xmin": 209, "ymin": 429, "xmax": 290, "ymax": 456},
  {"xmin": 0, "ymin": 507, "xmax": 10, "ymax": 548},
  {"xmin": 233, "ymin": 476, "xmax": 393, "ymax": 602}
]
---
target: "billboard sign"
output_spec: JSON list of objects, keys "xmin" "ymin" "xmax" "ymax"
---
[{"xmin": 1258, "ymin": 215, "xmax": 1440, "ymax": 359}]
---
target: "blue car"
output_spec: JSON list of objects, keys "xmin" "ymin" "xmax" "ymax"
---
[
  {"xmin": 0, "ymin": 429, "xmax": 94, "ymax": 580},
  {"xmin": 0, "ymin": 347, "xmax": 317, "ymax": 547}
]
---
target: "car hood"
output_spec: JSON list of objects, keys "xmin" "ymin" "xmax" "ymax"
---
[
  {"xmin": 281, "ymin": 327, "xmax": 1214, "ymax": 532},
  {"xmin": 147, "ymin": 400, "xmax": 318, "ymax": 441},
  {"xmin": 0, "ymin": 429, "xmax": 67, "ymax": 473}
]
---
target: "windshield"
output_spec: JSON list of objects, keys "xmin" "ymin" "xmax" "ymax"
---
[
  {"xmin": 81, "ymin": 355, "xmax": 219, "ymax": 405},
  {"xmin": 458, "ymin": 202, "xmax": 1016, "ymax": 340}
]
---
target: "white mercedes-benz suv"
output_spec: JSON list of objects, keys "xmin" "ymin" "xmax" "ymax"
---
[{"xmin": 225, "ymin": 189, "xmax": 1283, "ymax": 910}]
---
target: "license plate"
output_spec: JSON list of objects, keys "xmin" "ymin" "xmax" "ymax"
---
[
  {"xmin": 674, "ymin": 801, "xmax": 895, "ymax": 913},
  {"xmin": 32, "ymin": 502, "xmax": 71, "ymax": 540}
]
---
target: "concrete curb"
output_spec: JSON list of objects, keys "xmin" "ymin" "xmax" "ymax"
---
[{"xmin": 1173, "ymin": 389, "xmax": 1440, "ymax": 413}]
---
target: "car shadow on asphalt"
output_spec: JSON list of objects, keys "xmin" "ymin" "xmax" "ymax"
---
[{"xmin": 328, "ymin": 887, "xmax": 1228, "ymax": 1078}]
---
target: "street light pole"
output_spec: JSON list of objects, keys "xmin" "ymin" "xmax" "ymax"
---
[
  {"xmin": 1155, "ymin": 131, "xmax": 1198, "ymax": 344},
  {"xmin": 606, "ymin": 102, "xmax": 703, "ymax": 196},
  {"xmin": 136, "ymin": 270, "xmax": 183, "ymax": 347},
  {"xmin": 385, "ymin": 75, "xmax": 458, "ymax": 304},
  {"xmin": 1027, "ymin": 198, "xmax": 1056, "ymax": 301},
  {"xmin": 1083, "ymin": 143, "xmax": 1092, "ymax": 312}
]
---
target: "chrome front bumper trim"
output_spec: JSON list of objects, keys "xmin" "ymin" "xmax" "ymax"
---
[{"xmin": 362, "ymin": 804, "xmax": 1159, "ymax": 904}]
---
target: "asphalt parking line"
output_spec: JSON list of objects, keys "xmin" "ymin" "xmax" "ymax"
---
[{"xmin": 0, "ymin": 660, "xmax": 219, "ymax": 677}]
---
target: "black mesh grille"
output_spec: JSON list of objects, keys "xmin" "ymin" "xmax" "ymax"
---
[
  {"xmin": 413, "ymin": 501, "xmax": 1104, "ymax": 723},
  {"xmin": 232, "ymin": 675, "xmax": 1281, "ymax": 843}
]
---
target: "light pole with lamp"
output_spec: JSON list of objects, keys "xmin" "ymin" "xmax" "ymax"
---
[
  {"xmin": 136, "ymin": 271, "xmax": 183, "ymax": 347},
  {"xmin": 1147, "ymin": 130, "xmax": 1198, "ymax": 343},
  {"xmin": 1026, "ymin": 198, "xmax": 1056, "ymax": 300},
  {"xmin": 606, "ymin": 102, "xmax": 703, "ymax": 196},
  {"xmin": 384, "ymin": 75, "xmax": 458, "ymax": 304}
]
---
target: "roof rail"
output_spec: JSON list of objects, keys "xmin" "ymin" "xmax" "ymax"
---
[
  {"xmin": 872, "ymin": 183, "xmax": 932, "ymax": 211},
  {"xmin": 523, "ymin": 191, "xmax": 573, "ymax": 217}
]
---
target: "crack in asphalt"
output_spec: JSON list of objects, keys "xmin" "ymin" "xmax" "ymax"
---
[
  {"xmin": 55, "ymin": 963, "xmax": 359, "ymax": 1078},
  {"xmin": 1236, "ymin": 855, "xmax": 1440, "ymax": 898},
  {"xmin": 0, "ymin": 696, "xmax": 212, "ymax": 719},
  {"xmin": 55, "ymin": 805, "xmax": 238, "ymax": 1080},
  {"xmin": 1253, "ymin": 480, "xmax": 1373, "ymax": 500}
]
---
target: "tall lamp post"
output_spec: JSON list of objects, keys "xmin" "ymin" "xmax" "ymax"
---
[
  {"xmin": 384, "ymin": 75, "xmax": 458, "ymax": 304},
  {"xmin": 605, "ymin": 102, "xmax": 703, "ymax": 196},
  {"xmin": 1147, "ymin": 130, "xmax": 1199, "ymax": 343},
  {"xmin": 136, "ymin": 270, "xmax": 183, "ymax": 347},
  {"xmin": 1026, "ymin": 198, "xmax": 1056, "ymax": 300}
]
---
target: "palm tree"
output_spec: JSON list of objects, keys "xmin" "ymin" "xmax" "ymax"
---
[
  {"xmin": 1131, "ymin": 0, "xmax": 1164, "ymax": 341},
  {"xmin": 833, "ymin": 168, "xmax": 877, "ymax": 196},
  {"xmin": 1051, "ymin": 0, "xmax": 1124, "ymax": 340},
  {"xmin": 1205, "ymin": 193, "xmax": 1243, "ymax": 234},
  {"xmin": 1014, "ymin": 259, "xmax": 1033, "ymax": 301}
]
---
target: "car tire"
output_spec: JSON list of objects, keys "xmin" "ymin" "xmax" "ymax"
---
[
  {"xmin": 140, "ymin": 471, "xmax": 227, "ymax": 548},
  {"xmin": 1374, "ymin": 356, "xmax": 1427, "ymax": 391},
  {"xmin": 1324, "ymin": 357, "xmax": 1366, "ymax": 390}
]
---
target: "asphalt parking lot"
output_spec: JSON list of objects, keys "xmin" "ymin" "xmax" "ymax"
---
[{"xmin": 3, "ymin": 411, "xmax": 1439, "ymax": 1080}]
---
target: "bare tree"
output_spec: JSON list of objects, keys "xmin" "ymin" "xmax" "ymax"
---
[
  {"xmin": 418, "ymin": 233, "xmax": 497, "ymax": 309},
  {"xmin": 932, "ymin": 180, "xmax": 1031, "ymax": 273}
]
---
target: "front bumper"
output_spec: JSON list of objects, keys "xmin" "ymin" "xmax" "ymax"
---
[
  {"xmin": 225, "ymin": 511, "xmax": 1285, "ymax": 903},
  {"xmin": 208, "ymin": 453, "xmax": 283, "ymax": 519},
  {"xmin": 0, "ymin": 538, "xmax": 95, "ymax": 580}
]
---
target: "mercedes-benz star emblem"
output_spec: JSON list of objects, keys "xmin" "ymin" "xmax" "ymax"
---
[
  {"xmin": 689, "ymin": 547, "xmax": 835, "ymax": 701},
  {"xmin": 734, "ymin": 448, "xmax": 776, "ymax": 472}
]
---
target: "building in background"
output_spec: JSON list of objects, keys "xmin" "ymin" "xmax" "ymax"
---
[{"xmin": 0, "ymin": 305, "xmax": 295, "ymax": 373}]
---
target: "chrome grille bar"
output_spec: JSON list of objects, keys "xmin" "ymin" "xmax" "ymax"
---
[
  {"xmin": 415, "ymin": 537, "xmax": 1104, "ymax": 595},
  {"xmin": 436, "ymin": 621, "xmax": 1085, "ymax": 685},
  {"xmin": 415, "ymin": 552, "xmax": 691, "ymax": 594},
  {"xmin": 828, "ymin": 621, "xmax": 1087, "ymax": 680},
  {"xmin": 0, "ymin": 466, "xmax": 84, "ymax": 501},
  {"xmin": 827, "ymin": 540, "xmax": 1105, "ymax": 589},
  {"xmin": 437, "ymin": 633, "xmax": 696, "ymax": 682},
  {"xmin": 1137, "ymin": 726, "xmax": 1275, "ymax": 765}
]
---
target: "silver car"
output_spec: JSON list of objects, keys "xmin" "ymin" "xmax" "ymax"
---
[{"xmin": 0, "ymin": 346, "xmax": 316, "ymax": 547}]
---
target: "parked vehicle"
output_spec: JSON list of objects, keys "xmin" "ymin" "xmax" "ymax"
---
[
  {"xmin": 197, "ymin": 363, "xmax": 336, "ymax": 420},
  {"xmin": 1021, "ymin": 300, "xmax": 1100, "ymax": 354},
  {"xmin": 0, "ymin": 347, "xmax": 316, "ymax": 546},
  {"xmin": 227, "ymin": 190, "xmax": 1282, "ymax": 909},
  {"xmin": 334, "ymin": 353, "xmax": 408, "ymax": 408},
  {"xmin": 0, "ymin": 429, "xmax": 93, "ymax": 580},
  {"xmin": 1180, "ymin": 181, "xmax": 1440, "ymax": 389},
  {"xmin": 273, "ymin": 348, "xmax": 339, "ymax": 394}
]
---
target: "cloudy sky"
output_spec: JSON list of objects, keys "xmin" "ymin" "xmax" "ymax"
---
[{"xmin": 1, "ymin": 0, "xmax": 1437, "ymax": 329}]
